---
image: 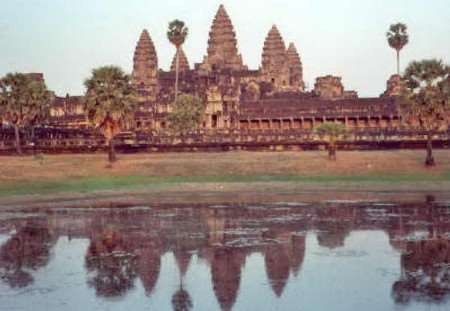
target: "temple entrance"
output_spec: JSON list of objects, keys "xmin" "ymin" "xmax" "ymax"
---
[{"xmin": 212, "ymin": 115, "xmax": 218, "ymax": 128}]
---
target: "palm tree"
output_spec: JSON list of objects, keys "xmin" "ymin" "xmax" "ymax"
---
[
  {"xmin": 316, "ymin": 122, "xmax": 347, "ymax": 161},
  {"xmin": 84, "ymin": 66, "xmax": 138, "ymax": 163},
  {"xmin": 0, "ymin": 73, "xmax": 51, "ymax": 155},
  {"xmin": 167, "ymin": 20, "xmax": 189, "ymax": 101},
  {"xmin": 400, "ymin": 59, "xmax": 449, "ymax": 167},
  {"xmin": 386, "ymin": 23, "xmax": 409, "ymax": 75}
]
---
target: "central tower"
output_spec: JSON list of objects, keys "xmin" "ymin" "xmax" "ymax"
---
[{"xmin": 201, "ymin": 5, "xmax": 246, "ymax": 71}]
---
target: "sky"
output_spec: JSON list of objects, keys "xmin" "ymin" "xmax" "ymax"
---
[{"xmin": 1, "ymin": 0, "xmax": 449, "ymax": 97}]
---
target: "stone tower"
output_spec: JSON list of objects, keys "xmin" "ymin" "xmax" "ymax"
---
[
  {"xmin": 261, "ymin": 25, "xmax": 290, "ymax": 90},
  {"xmin": 286, "ymin": 43, "xmax": 305, "ymax": 91},
  {"xmin": 201, "ymin": 5, "xmax": 245, "ymax": 71},
  {"xmin": 170, "ymin": 48, "xmax": 190, "ymax": 72},
  {"xmin": 314, "ymin": 75, "xmax": 344, "ymax": 100},
  {"xmin": 132, "ymin": 29, "xmax": 158, "ymax": 99},
  {"xmin": 381, "ymin": 74, "xmax": 402, "ymax": 97}
]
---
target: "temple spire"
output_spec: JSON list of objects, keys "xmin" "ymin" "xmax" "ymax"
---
[
  {"xmin": 286, "ymin": 43, "xmax": 305, "ymax": 91},
  {"xmin": 132, "ymin": 29, "xmax": 158, "ymax": 99},
  {"xmin": 201, "ymin": 4, "xmax": 246, "ymax": 71},
  {"xmin": 170, "ymin": 47, "xmax": 190, "ymax": 72},
  {"xmin": 261, "ymin": 25, "xmax": 290, "ymax": 89}
]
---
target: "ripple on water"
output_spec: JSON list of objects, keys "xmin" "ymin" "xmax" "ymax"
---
[{"xmin": 313, "ymin": 249, "xmax": 369, "ymax": 258}]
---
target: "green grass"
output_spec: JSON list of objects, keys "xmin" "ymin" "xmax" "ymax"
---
[{"xmin": 1, "ymin": 172, "xmax": 449, "ymax": 197}]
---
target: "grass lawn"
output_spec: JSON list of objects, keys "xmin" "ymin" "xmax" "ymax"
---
[{"xmin": 0, "ymin": 150, "xmax": 449, "ymax": 197}]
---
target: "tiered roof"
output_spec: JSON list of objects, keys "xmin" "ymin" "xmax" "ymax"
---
[
  {"xmin": 286, "ymin": 43, "xmax": 305, "ymax": 91},
  {"xmin": 261, "ymin": 25, "xmax": 288, "ymax": 76},
  {"xmin": 132, "ymin": 29, "xmax": 158, "ymax": 94},
  {"xmin": 202, "ymin": 5, "xmax": 245, "ymax": 71},
  {"xmin": 170, "ymin": 48, "xmax": 190, "ymax": 72}
]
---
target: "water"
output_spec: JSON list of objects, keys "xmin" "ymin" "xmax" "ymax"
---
[{"xmin": 0, "ymin": 200, "xmax": 449, "ymax": 311}]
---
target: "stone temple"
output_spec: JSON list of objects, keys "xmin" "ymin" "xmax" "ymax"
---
[
  {"xmin": 2, "ymin": 4, "xmax": 444, "ymax": 152},
  {"xmin": 50, "ymin": 4, "xmax": 402, "ymax": 131}
]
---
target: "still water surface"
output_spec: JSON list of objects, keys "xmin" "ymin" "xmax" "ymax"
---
[{"xmin": 0, "ymin": 199, "xmax": 449, "ymax": 310}]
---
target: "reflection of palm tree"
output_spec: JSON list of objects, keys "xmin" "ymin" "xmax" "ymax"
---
[
  {"xmin": 172, "ymin": 286, "xmax": 193, "ymax": 311},
  {"xmin": 0, "ymin": 223, "xmax": 55, "ymax": 288},
  {"xmin": 172, "ymin": 215, "xmax": 194, "ymax": 311},
  {"xmin": 85, "ymin": 228, "xmax": 138, "ymax": 298},
  {"xmin": 392, "ymin": 238, "xmax": 450, "ymax": 304}
]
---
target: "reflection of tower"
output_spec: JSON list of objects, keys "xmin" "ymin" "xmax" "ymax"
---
[
  {"xmin": 211, "ymin": 247, "xmax": 246, "ymax": 311},
  {"xmin": 265, "ymin": 243, "xmax": 290, "ymax": 297},
  {"xmin": 205, "ymin": 209, "xmax": 226, "ymax": 246},
  {"xmin": 135, "ymin": 235, "xmax": 162, "ymax": 296},
  {"xmin": 172, "ymin": 250, "xmax": 193, "ymax": 311},
  {"xmin": 263, "ymin": 230, "xmax": 306, "ymax": 297},
  {"xmin": 174, "ymin": 249, "xmax": 192, "ymax": 279},
  {"xmin": 316, "ymin": 206, "xmax": 354, "ymax": 249},
  {"xmin": 288, "ymin": 234, "xmax": 306, "ymax": 277}
]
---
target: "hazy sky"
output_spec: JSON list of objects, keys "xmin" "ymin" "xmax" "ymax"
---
[{"xmin": 1, "ymin": 0, "xmax": 449, "ymax": 97}]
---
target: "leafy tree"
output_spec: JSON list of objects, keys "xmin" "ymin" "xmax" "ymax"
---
[
  {"xmin": 84, "ymin": 66, "xmax": 138, "ymax": 163},
  {"xmin": 386, "ymin": 23, "xmax": 409, "ymax": 75},
  {"xmin": 316, "ymin": 122, "xmax": 347, "ymax": 161},
  {"xmin": 0, "ymin": 73, "xmax": 51, "ymax": 155},
  {"xmin": 167, "ymin": 94, "xmax": 205, "ymax": 137},
  {"xmin": 167, "ymin": 20, "xmax": 189, "ymax": 101},
  {"xmin": 400, "ymin": 59, "xmax": 450, "ymax": 166}
]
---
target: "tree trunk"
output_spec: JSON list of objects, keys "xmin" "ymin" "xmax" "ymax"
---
[
  {"xmin": 328, "ymin": 143, "xmax": 336, "ymax": 161},
  {"xmin": 425, "ymin": 133, "xmax": 435, "ymax": 167},
  {"xmin": 31, "ymin": 126, "xmax": 36, "ymax": 156},
  {"xmin": 175, "ymin": 47, "xmax": 180, "ymax": 102},
  {"xmin": 108, "ymin": 138, "xmax": 117, "ymax": 163},
  {"xmin": 14, "ymin": 125, "xmax": 22, "ymax": 155},
  {"xmin": 396, "ymin": 50, "xmax": 400, "ymax": 75}
]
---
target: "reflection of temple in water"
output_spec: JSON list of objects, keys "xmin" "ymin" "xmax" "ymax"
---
[{"xmin": 0, "ymin": 200, "xmax": 449, "ymax": 309}]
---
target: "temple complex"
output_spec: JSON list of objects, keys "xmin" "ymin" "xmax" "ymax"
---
[
  {"xmin": 47, "ymin": 4, "xmax": 401, "ymax": 133},
  {"xmin": 1, "ymin": 4, "xmax": 448, "ymax": 153}
]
